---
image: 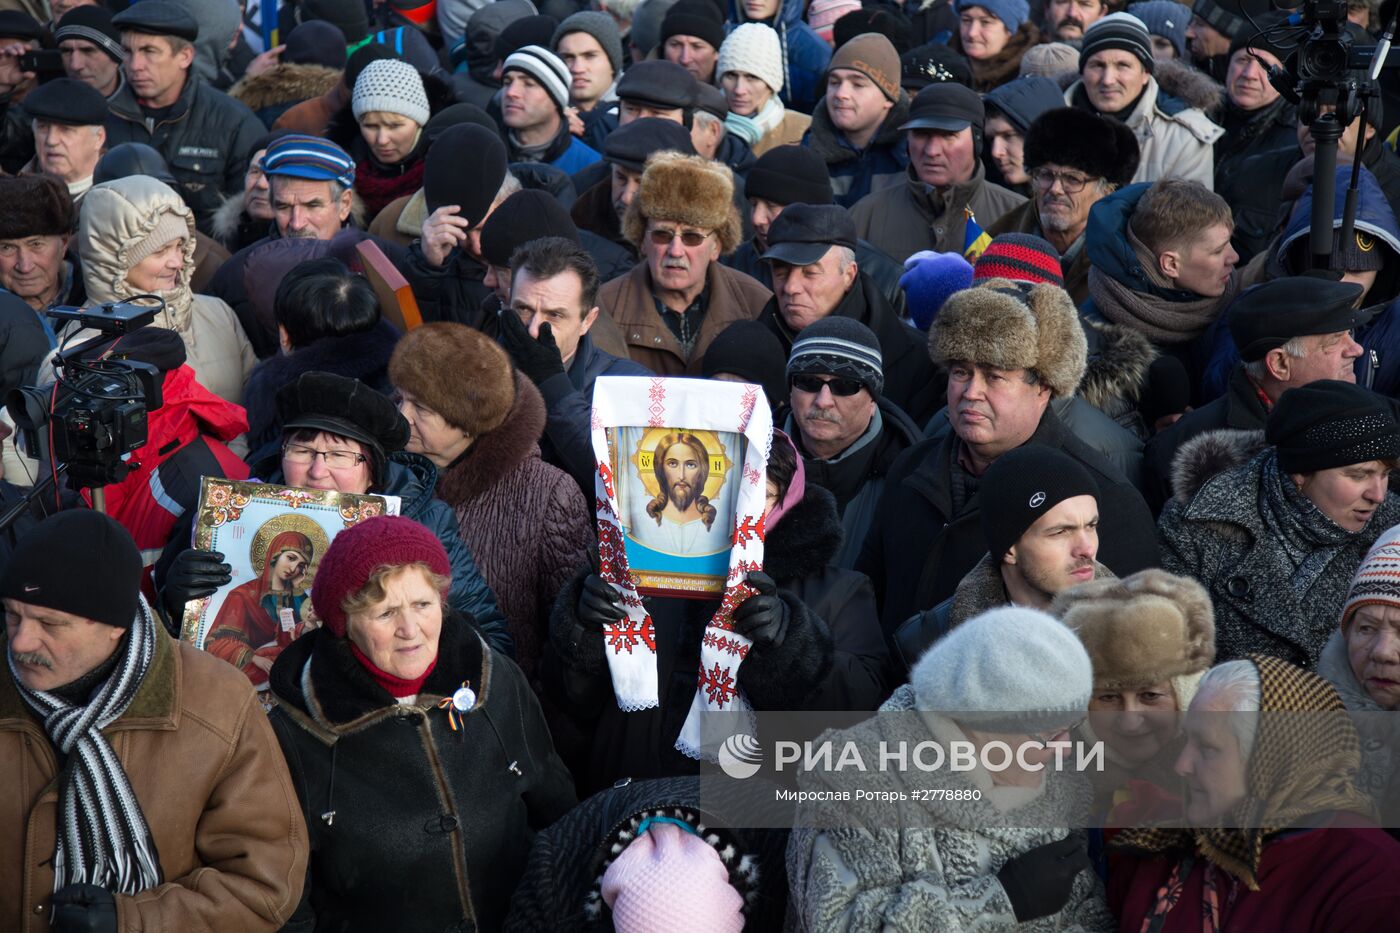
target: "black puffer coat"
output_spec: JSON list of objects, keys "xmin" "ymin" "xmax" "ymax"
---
[
  {"xmin": 269, "ymin": 618, "xmax": 577, "ymax": 933},
  {"xmin": 503, "ymin": 776, "xmax": 790, "ymax": 932},
  {"xmin": 546, "ymin": 484, "xmax": 888, "ymax": 794}
]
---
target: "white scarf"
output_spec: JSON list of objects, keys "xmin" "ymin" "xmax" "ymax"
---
[{"xmin": 590, "ymin": 376, "xmax": 772, "ymax": 758}]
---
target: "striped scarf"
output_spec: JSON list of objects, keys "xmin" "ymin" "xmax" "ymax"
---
[{"xmin": 10, "ymin": 598, "xmax": 163, "ymax": 894}]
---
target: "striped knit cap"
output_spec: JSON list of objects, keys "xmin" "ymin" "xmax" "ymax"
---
[
  {"xmin": 973, "ymin": 233, "xmax": 1064, "ymax": 288},
  {"xmin": 259, "ymin": 134, "xmax": 356, "ymax": 189},
  {"xmin": 1341, "ymin": 525, "xmax": 1400, "ymax": 635},
  {"xmin": 785, "ymin": 316, "xmax": 884, "ymax": 397},
  {"xmin": 503, "ymin": 45, "xmax": 572, "ymax": 112}
]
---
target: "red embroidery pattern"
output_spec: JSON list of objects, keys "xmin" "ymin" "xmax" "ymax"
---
[
  {"xmin": 698, "ymin": 662, "xmax": 738, "ymax": 705},
  {"xmin": 737, "ymin": 385, "xmax": 758, "ymax": 432},
  {"xmin": 702, "ymin": 630, "xmax": 751, "ymax": 659},
  {"xmin": 732, "ymin": 516, "xmax": 763, "ymax": 548},
  {"xmin": 597, "ymin": 460, "xmax": 616, "ymax": 499},
  {"xmin": 647, "ymin": 379, "xmax": 667, "ymax": 427},
  {"xmin": 604, "ymin": 615, "xmax": 656, "ymax": 655}
]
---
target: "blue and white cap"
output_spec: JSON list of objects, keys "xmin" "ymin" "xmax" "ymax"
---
[{"xmin": 260, "ymin": 134, "xmax": 357, "ymax": 189}]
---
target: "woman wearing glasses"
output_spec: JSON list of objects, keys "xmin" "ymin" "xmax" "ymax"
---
[{"xmin": 159, "ymin": 371, "xmax": 513, "ymax": 659}]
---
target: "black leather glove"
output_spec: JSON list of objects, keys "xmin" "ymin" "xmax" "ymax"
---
[
  {"xmin": 50, "ymin": 883, "xmax": 117, "ymax": 933},
  {"xmin": 731, "ymin": 571, "xmax": 789, "ymax": 649},
  {"xmin": 577, "ymin": 574, "xmax": 625, "ymax": 630},
  {"xmin": 499, "ymin": 307, "xmax": 565, "ymax": 385},
  {"xmin": 162, "ymin": 548, "xmax": 232, "ymax": 619},
  {"xmin": 996, "ymin": 832, "xmax": 1091, "ymax": 922}
]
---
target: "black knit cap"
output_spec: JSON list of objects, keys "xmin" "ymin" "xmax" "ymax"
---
[
  {"xmin": 616, "ymin": 59, "xmax": 697, "ymax": 111},
  {"xmin": 276, "ymin": 371, "xmax": 411, "ymax": 485},
  {"xmin": 294, "ymin": 0, "xmax": 371, "ymax": 45},
  {"xmin": 1079, "ymin": 12, "xmax": 1155, "ymax": 74},
  {"xmin": 283, "ymin": 20, "xmax": 347, "ymax": 70},
  {"xmin": 425, "ymin": 103, "xmax": 499, "ymax": 142},
  {"xmin": 833, "ymin": 7, "xmax": 911, "ymax": 55},
  {"xmin": 0, "ymin": 10, "xmax": 44, "ymax": 42},
  {"xmin": 54, "ymin": 6, "xmax": 125, "ymax": 63},
  {"xmin": 1227, "ymin": 12, "xmax": 1291, "ymax": 62},
  {"xmin": 479, "ymin": 188, "xmax": 580, "ymax": 267},
  {"xmin": 980, "ymin": 444, "xmax": 1099, "ymax": 564},
  {"xmin": 1267, "ymin": 380, "xmax": 1400, "ymax": 475},
  {"xmin": 702, "ymin": 320, "xmax": 790, "ymax": 410},
  {"xmin": 112, "ymin": 1, "xmax": 199, "ymax": 42},
  {"xmin": 901, "ymin": 40, "xmax": 972, "ymax": 91},
  {"xmin": 746, "ymin": 145, "xmax": 834, "ymax": 207},
  {"xmin": 22, "ymin": 78, "xmax": 108, "ymax": 126},
  {"xmin": 659, "ymin": 0, "xmax": 725, "ymax": 51},
  {"xmin": 1228, "ymin": 277, "xmax": 1369, "ymax": 362},
  {"xmin": 495, "ymin": 14, "xmax": 559, "ymax": 61},
  {"xmin": 1, "ymin": 510, "xmax": 142, "ymax": 629},
  {"xmin": 762, "ymin": 203, "xmax": 857, "ymax": 266},
  {"xmin": 424, "ymin": 124, "xmax": 508, "ymax": 222},
  {"xmin": 602, "ymin": 116, "xmax": 694, "ymax": 172}
]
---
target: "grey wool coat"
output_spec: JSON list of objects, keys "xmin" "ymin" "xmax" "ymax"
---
[
  {"xmin": 1158, "ymin": 438, "xmax": 1400, "ymax": 670},
  {"xmin": 786, "ymin": 685, "xmax": 1114, "ymax": 932}
]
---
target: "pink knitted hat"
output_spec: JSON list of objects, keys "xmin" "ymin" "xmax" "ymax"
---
[
  {"xmin": 311, "ymin": 515, "xmax": 452, "ymax": 636},
  {"xmin": 807, "ymin": 0, "xmax": 861, "ymax": 42},
  {"xmin": 600, "ymin": 822, "xmax": 745, "ymax": 933}
]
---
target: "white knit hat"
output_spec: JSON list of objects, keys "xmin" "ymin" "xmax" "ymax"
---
[
  {"xmin": 717, "ymin": 22, "xmax": 784, "ymax": 96},
  {"xmin": 910, "ymin": 605, "xmax": 1092, "ymax": 733},
  {"xmin": 352, "ymin": 58, "xmax": 430, "ymax": 126},
  {"xmin": 503, "ymin": 44, "xmax": 572, "ymax": 112}
]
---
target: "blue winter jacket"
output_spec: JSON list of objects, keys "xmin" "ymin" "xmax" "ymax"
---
[
  {"xmin": 727, "ymin": 0, "xmax": 832, "ymax": 114},
  {"xmin": 1201, "ymin": 165, "xmax": 1400, "ymax": 397}
]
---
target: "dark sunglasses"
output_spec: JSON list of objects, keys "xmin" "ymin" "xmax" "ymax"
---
[
  {"xmin": 649, "ymin": 228, "xmax": 710, "ymax": 248},
  {"xmin": 790, "ymin": 374, "xmax": 864, "ymax": 396}
]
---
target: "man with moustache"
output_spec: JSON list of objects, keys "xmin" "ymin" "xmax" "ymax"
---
[
  {"xmin": 893, "ymin": 445, "xmax": 1109, "ymax": 673},
  {"xmin": 783, "ymin": 317, "xmax": 922, "ymax": 569},
  {"xmin": 1042, "ymin": 0, "xmax": 1109, "ymax": 41}
]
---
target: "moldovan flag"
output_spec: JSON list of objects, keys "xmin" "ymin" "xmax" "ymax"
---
[{"xmin": 963, "ymin": 207, "xmax": 991, "ymax": 261}]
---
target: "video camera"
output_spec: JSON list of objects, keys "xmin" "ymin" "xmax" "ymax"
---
[
  {"xmin": 1264, "ymin": 1, "xmax": 1397, "ymax": 267},
  {"xmin": 5, "ymin": 300, "xmax": 165, "ymax": 494}
]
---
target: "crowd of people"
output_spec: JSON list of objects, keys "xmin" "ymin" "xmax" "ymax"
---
[{"xmin": 1, "ymin": 0, "xmax": 1400, "ymax": 930}]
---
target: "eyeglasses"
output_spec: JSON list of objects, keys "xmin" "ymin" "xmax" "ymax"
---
[
  {"xmin": 1031, "ymin": 168, "xmax": 1093, "ymax": 193},
  {"xmin": 790, "ymin": 374, "xmax": 865, "ymax": 396},
  {"xmin": 282, "ymin": 444, "xmax": 367, "ymax": 469},
  {"xmin": 649, "ymin": 227, "xmax": 710, "ymax": 248}
]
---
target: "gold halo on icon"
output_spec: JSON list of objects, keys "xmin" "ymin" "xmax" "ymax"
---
[{"xmin": 249, "ymin": 513, "xmax": 329, "ymax": 580}]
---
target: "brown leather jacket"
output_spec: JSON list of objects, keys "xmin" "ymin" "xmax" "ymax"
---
[
  {"xmin": 0, "ymin": 631, "xmax": 308, "ymax": 932},
  {"xmin": 596, "ymin": 260, "xmax": 773, "ymax": 375}
]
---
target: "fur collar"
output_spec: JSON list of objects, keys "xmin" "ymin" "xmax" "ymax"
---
[
  {"xmin": 1170, "ymin": 428, "xmax": 1267, "ymax": 505},
  {"xmin": 269, "ymin": 613, "xmax": 490, "ymax": 740},
  {"xmin": 1154, "ymin": 58, "xmax": 1225, "ymax": 116},
  {"xmin": 1079, "ymin": 318, "xmax": 1158, "ymax": 410},
  {"xmin": 763, "ymin": 483, "xmax": 842, "ymax": 582},
  {"xmin": 437, "ymin": 372, "xmax": 548, "ymax": 505},
  {"xmin": 229, "ymin": 62, "xmax": 342, "ymax": 112},
  {"xmin": 947, "ymin": 554, "xmax": 1010, "ymax": 627},
  {"xmin": 807, "ymin": 94, "xmax": 911, "ymax": 164}
]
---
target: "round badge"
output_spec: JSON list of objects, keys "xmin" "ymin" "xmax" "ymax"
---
[
  {"xmin": 1028, "ymin": 491, "xmax": 1047, "ymax": 508},
  {"xmin": 452, "ymin": 686, "xmax": 476, "ymax": 711}
]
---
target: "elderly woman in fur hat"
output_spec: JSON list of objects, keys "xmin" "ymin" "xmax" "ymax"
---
[
  {"xmin": 1108, "ymin": 655, "xmax": 1400, "ymax": 930},
  {"xmin": 389, "ymin": 322, "xmax": 594, "ymax": 681},
  {"xmin": 1319, "ymin": 526, "xmax": 1400, "ymax": 815},
  {"xmin": 1053, "ymin": 569, "xmax": 1216, "ymax": 826}
]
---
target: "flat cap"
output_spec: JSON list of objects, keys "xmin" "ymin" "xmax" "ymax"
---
[
  {"xmin": 1228, "ymin": 276, "xmax": 1369, "ymax": 362},
  {"xmin": 615, "ymin": 59, "xmax": 697, "ymax": 111},
  {"xmin": 762, "ymin": 203, "xmax": 857, "ymax": 266},
  {"xmin": 112, "ymin": 1, "xmax": 199, "ymax": 42},
  {"xmin": 603, "ymin": 116, "xmax": 694, "ymax": 172},
  {"xmin": 22, "ymin": 77, "xmax": 109, "ymax": 126},
  {"xmin": 900, "ymin": 81, "xmax": 984, "ymax": 132},
  {"xmin": 694, "ymin": 82, "xmax": 728, "ymax": 120}
]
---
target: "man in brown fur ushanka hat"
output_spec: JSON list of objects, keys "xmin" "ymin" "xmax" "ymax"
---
[{"xmin": 595, "ymin": 150, "xmax": 775, "ymax": 376}]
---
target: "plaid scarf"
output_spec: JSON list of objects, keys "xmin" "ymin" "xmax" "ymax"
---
[
  {"xmin": 10, "ymin": 598, "xmax": 163, "ymax": 894},
  {"xmin": 1114, "ymin": 655, "xmax": 1375, "ymax": 891}
]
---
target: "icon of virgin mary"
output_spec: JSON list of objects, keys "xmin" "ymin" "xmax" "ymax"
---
[{"xmin": 204, "ymin": 529, "xmax": 316, "ymax": 687}]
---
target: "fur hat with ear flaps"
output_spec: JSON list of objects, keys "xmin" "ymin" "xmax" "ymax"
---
[
  {"xmin": 1052, "ymin": 568, "xmax": 1216, "ymax": 708},
  {"xmin": 1023, "ymin": 106, "xmax": 1141, "ymax": 189},
  {"xmin": 930, "ymin": 278, "xmax": 1088, "ymax": 398},
  {"xmin": 623, "ymin": 150, "xmax": 744, "ymax": 256}
]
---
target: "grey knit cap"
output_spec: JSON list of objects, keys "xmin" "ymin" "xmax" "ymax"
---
[
  {"xmin": 910, "ymin": 605, "xmax": 1093, "ymax": 733},
  {"xmin": 352, "ymin": 58, "xmax": 430, "ymax": 126},
  {"xmin": 552, "ymin": 11, "xmax": 624, "ymax": 77},
  {"xmin": 786, "ymin": 316, "xmax": 884, "ymax": 398}
]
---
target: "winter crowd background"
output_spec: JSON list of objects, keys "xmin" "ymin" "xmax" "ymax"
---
[{"xmin": 1, "ymin": 0, "xmax": 1400, "ymax": 929}]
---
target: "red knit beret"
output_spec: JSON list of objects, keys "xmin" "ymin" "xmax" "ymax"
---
[{"xmin": 311, "ymin": 515, "xmax": 452, "ymax": 637}]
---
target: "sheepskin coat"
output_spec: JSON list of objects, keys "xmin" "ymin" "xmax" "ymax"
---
[
  {"xmin": 1065, "ymin": 61, "xmax": 1224, "ymax": 189},
  {"xmin": 786, "ymin": 686, "xmax": 1114, "ymax": 932},
  {"xmin": 1159, "ymin": 439, "xmax": 1400, "ymax": 669},
  {"xmin": 74, "ymin": 176, "xmax": 256, "ymax": 405},
  {"xmin": 437, "ymin": 374, "xmax": 593, "ymax": 681}
]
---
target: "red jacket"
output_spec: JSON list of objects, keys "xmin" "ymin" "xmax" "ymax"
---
[
  {"xmin": 84, "ymin": 365, "xmax": 250, "ymax": 597},
  {"xmin": 1108, "ymin": 813, "xmax": 1400, "ymax": 932}
]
